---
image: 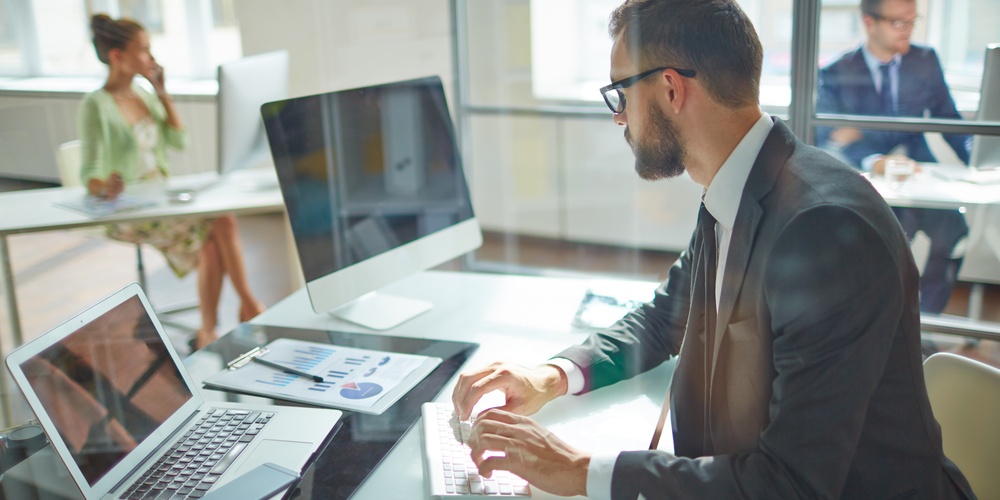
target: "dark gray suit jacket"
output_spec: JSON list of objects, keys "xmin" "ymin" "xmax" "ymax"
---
[{"xmin": 558, "ymin": 119, "xmax": 975, "ymax": 499}]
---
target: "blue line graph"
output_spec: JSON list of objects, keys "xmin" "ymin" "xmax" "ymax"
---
[
  {"xmin": 256, "ymin": 372, "xmax": 298, "ymax": 387},
  {"xmin": 267, "ymin": 347, "xmax": 336, "ymax": 373}
]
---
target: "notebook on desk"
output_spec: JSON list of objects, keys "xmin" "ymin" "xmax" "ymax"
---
[{"xmin": 5, "ymin": 283, "xmax": 342, "ymax": 500}]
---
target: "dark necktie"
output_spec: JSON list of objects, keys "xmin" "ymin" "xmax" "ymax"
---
[
  {"xmin": 699, "ymin": 204, "xmax": 718, "ymax": 455},
  {"xmin": 700, "ymin": 203, "xmax": 718, "ymax": 342},
  {"xmin": 879, "ymin": 61, "xmax": 895, "ymax": 116},
  {"xmin": 649, "ymin": 203, "xmax": 718, "ymax": 452}
]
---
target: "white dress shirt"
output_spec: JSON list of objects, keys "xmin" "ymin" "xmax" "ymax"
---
[{"xmin": 549, "ymin": 113, "xmax": 774, "ymax": 500}]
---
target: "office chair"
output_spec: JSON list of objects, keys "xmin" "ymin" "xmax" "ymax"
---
[
  {"xmin": 54, "ymin": 140, "xmax": 198, "ymax": 331},
  {"xmin": 923, "ymin": 352, "xmax": 1000, "ymax": 498}
]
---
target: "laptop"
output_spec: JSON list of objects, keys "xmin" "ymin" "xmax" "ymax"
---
[{"xmin": 5, "ymin": 283, "xmax": 342, "ymax": 499}]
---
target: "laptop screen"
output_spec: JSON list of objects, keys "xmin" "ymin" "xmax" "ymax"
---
[{"xmin": 18, "ymin": 295, "xmax": 193, "ymax": 486}]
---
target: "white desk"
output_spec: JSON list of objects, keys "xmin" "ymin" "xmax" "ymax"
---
[
  {"xmin": 865, "ymin": 164, "xmax": 1000, "ymax": 317},
  {"xmin": 865, "ymin": 164, "xmax": 1000, "ymax": 210},
  {"xmin": 250, "ymin": 270, "xmax": 669, "ymax": 500},
  {"xmin": 0, "ymin": 168, "xmax": 285, "ymax": 348}
]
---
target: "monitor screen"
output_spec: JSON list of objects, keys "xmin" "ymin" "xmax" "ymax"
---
[
  {"xmin": 19, "ymin": 295, "xmax": 193, "ymax": 485},
  {"xmin": 261, "ymin": 76, "xmax": 481, "ymax": 329},
  {"xmin": 217, "ymin": 51, "xmax": 289, "ymax": 174}
]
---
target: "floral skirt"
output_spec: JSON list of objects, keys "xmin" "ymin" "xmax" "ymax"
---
[{"xmin": 106, "ymin": 217, "xmax": 212, "ymax": 278}]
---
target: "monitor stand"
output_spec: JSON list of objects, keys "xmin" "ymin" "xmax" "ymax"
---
[{"xmin": 328, "ymin": 291, "xmax": 433, "ymax": 330}]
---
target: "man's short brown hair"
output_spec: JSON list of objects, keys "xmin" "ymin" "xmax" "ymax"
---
[{"xmin": 609, "ymin": 0, "xmax": 763, "ymax": 109}]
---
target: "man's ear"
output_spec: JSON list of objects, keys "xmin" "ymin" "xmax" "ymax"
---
[
  {"xmin": 861, "ymin": 14, "xmax": 876, "ymax": 33},
  {"xmin": 660, "ymin": 69, "xmax": 687, "ymax": 114}
]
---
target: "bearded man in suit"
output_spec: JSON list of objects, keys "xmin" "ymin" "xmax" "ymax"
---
[
  {"xmin": 817, "ymin": 0, "xmax": 971, "ymax": 314},
  {"xmin": 452, "ymin": 0, "xmax": 975, "ymax": 498}
]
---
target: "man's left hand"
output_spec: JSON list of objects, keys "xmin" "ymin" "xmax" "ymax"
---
[{"xmin": 467, "ymin": 409, "xmax": 590, "ymax": 497}]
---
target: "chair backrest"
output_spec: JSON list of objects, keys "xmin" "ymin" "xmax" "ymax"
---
[
  {"xmin": 55, "ymin": 140, "xmax": 82, "ymax": 187},
  {"xmin": 923, "ymin": 352, "xmax": 1000, "ymax": 498}
]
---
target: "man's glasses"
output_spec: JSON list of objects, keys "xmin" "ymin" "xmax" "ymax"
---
[
  {"xmin": 599, "ymin": 66, "xmax": 697, "ymax": 114},
  {"xmin": 869, "ymin": 13, "xmax": 922, "ymax": 30}
]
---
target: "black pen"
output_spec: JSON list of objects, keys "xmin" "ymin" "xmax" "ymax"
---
[{"xmin": 251, "ymin": 357, "xmax": 325, "ymax": 383}]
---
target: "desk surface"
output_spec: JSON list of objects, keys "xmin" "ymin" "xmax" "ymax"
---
[
  {"xmin": 249, "ymin": 271, "xmax": 667, "ymax": 500},
  {"xmin": 0, "ymin": 168, "xmax": 283, "ymax": 236},
  {"xmin": 1, "ymin": 271, "xmax": 669, "ymax": 500},
  {"xmin": 866, "ymin": 163, "xmax": 1000, "ymax": 210},
  {"xmin": 0, "ymin": 167, "xmax": 286, "ymax": 350}
]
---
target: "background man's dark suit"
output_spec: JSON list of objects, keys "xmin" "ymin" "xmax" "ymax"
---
[
  {"xmin": 558, "ymin": 119, "xmax": 974, "ymax": 499},
  {"xmin": 816, "ymin": 44, "xmax": 970, "ymax": 313}
]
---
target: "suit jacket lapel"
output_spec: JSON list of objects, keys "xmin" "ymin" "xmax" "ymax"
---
[{"xmin": 708, "ymin": 118, "xmax": 795, "ymax": 389}]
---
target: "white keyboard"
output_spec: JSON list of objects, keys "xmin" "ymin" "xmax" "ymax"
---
[{"xmin": 421, "ymin": 403, "xmax": 531, "ymax": 498}]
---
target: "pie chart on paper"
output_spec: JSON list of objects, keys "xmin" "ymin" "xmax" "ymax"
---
[{"xmin": 340, "ymin": 382, "xmax": 383, "ymax": 399}]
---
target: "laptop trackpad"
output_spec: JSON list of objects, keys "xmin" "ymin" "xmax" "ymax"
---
[{"xmin": 235, "ymin": 439, "xmax": 313, "ymax": 475}]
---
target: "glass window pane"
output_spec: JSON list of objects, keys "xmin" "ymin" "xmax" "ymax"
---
[
  {"xmin": 35, "ymin": 0, "xmax": 102, "ymax": 76},
  {"xmin": 208, "ymin": 0, "xmax": 242, "ymax": 68},
  {"xmin": 119, "ymin": 0, "xmax": 164, "ymax": 33},
  {"xmin": 815, "ymin": 0, "xmax": 1000, "ymax": 164},
  {"xmin": 817, "ymin": 0, "xmax": 999, "ymax": 121},
  {"xmin": 465, "ymin": 0, "xmax": 793, "ymax": 114},
  {"xmin": 24, "ymin": 0, "xmax": 242, "ymax": 78},
  {"xmin": 0, "ymin": 0, "xmax": 22, "ymax": 73},
  {"xmin": 740, "ymin": 0, "xmax": 794, "ymax": 115}
]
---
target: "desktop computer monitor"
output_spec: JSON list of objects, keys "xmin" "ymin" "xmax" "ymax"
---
[
  {"xmin": 971, "ymin": 43, "xmax": 1000, "ymax": 168},
  {"xmin": 260, "ymin": 76, "xmax": 482, "ymax": 330},
  {"xmin": 217, "ymin": 50, "xmax": 289, "ymax": 174}
]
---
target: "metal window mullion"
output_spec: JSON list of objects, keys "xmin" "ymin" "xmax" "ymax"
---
[
  {"xmin": 789, "ymin": 0, "xmax": 821, "ymax": 145},
  {"xmin": 452, "ymin": 0, "xmax": 478, "ymax": 271},
  {"xmin": 814, "ymin": 114, "xmax": 1000, "ymax": 136},
  {"xmin": 451, "ymin": 0, "xmax": 471, "ymax": 154}
]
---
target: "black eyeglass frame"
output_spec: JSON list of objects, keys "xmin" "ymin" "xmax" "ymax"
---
[{"xmin": 599, "ymin": 66, "xmax": 697, "ymax": 114}]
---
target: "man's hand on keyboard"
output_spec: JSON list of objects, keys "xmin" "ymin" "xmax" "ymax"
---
[
  {"xmin": 466, "ymin": 408, "xmax": 589, "ymax": 497},
  {"xmin": 452, "ymin": 362, "xmax": 568, "ymax": 421}
]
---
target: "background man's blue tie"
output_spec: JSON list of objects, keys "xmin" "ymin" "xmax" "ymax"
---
[{"xmin": 879, "ymin": 61, "xmax": 895, "ymax": 116}]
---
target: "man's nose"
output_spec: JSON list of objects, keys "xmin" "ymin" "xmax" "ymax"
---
[{"xmin": 613, "ymin": 111, "xmax": 626, "ymax": 127}]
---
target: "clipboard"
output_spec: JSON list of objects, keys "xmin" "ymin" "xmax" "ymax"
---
[{"xmin": 203, "ymin": 338, "xmax": 442, "ymax": 415}]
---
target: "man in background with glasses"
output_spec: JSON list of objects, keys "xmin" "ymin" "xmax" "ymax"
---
[
  {"xmin": 453, "ymin": 0, "xmax": 974, "ymax": 498},
  {"xmin": 817, "ymin": 0, "xmax": 971, "ymax": 314}
]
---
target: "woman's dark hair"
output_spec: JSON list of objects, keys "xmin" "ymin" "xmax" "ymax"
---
[{"xmin": 90, "ymin": 14, "xmax": 145, "ymax": 65}]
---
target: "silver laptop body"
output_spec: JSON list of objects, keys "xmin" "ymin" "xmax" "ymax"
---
[{"xmin": 6, "ymin": 283, "xmax": 341, "ymax": 499}]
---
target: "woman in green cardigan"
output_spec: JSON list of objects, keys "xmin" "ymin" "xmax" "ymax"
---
[{"xmin": 82, "ymin": 14, "xmax": 264, "ymax": 350}]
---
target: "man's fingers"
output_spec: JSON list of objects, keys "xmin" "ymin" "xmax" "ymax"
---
[
  {"xmin": 474, "ymin": 408, "xmax": 521, "ymax": 425},
  {"xmin": 476, "ymin": 453, "xmax": 518, "ymax": 479},
  {"xmin": 452, "ymin": 367, "xmax": 494, "ymax": 419}
]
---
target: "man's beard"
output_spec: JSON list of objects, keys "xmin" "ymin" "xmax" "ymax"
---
[{"xmin": 625, "ymin": 104, "xmax": 686, "ymax": 181}]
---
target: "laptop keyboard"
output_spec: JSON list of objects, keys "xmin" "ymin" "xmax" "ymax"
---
[
  {"xmin": 120, "ymin": 408, "xmax": 275, "ymax": 499},
  {"xmin": 421, "ymin": 403, "xmax": 530, "ymax": 498}
]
